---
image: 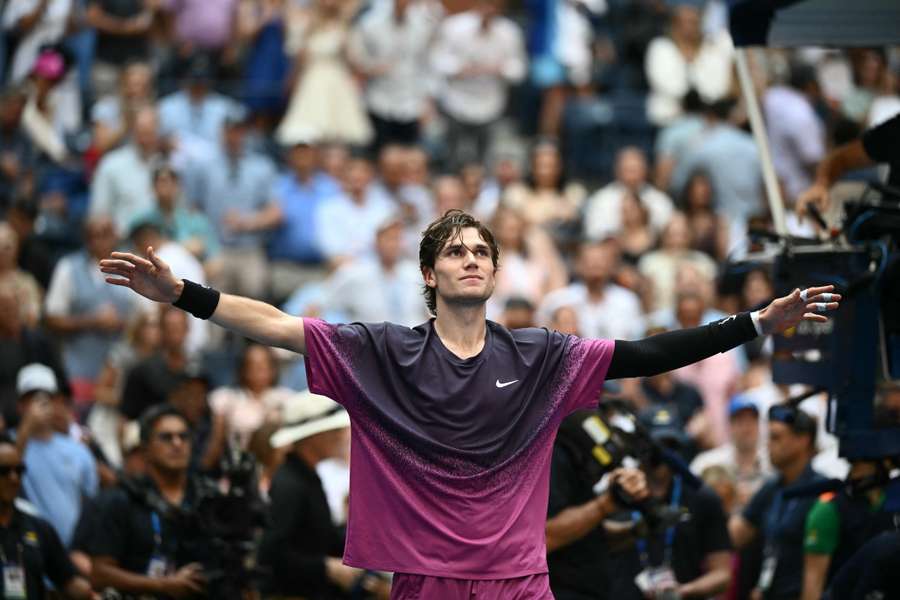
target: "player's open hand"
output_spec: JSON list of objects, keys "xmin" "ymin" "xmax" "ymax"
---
[
  {"xmin": 757, "ymin": 285, "xmax": 841, "ymax": 335},
  {"xmin": 99, "ymin": 247, "xmax": 183, "ymax": 303}
]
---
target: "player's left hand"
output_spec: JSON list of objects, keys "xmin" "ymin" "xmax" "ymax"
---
[{"xmin": 757, "ymin": 285, "xmax": 841, "ymax": 335}]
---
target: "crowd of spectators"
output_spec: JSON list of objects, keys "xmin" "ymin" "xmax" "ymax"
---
[{"xmin": 1, "ymin": 0, "xmax": 899, "ymax": 597}]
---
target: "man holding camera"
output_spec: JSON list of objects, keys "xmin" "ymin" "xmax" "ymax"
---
[
  {"xmin": 607, "ymin": 411, "xmax": 731, "ymax": 600},
  {"xmin": 91, "ymin": 405, "xmax": 207, "ymax": 599}
]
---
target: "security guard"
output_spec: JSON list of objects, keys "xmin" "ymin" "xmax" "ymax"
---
[{"xmin": 0, "ymin": 434, "xmax": 94, "ymax": 599}]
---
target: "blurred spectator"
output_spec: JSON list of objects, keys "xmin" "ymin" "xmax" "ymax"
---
[
  {"xmin": 635, "ymin": 361, "xmax": 711, "ymax": 453},
  {"xmin": 92, "ymin": 310, "xmax": 161, "ymax": 466},
  {"xmin": 0, "ymin": 86, "xmax": 36, "ymax": 207},
  {"xmin": 430, "ymin": 0, "xmax": 526, "ymax": 168},
  {"xmin": 209, "ymin": 343, "xmax": 292, "ymax": 451},
  {"xmin": 321, "ymin": 217, "xmax": 430, "ymax": 325},
  {"xmin": 7, "ymin": 195, "xmax": 53, "ymax": 288},
  {"xmin": 763, "ymin": 64, "xmax": 826, "ymax": 204},
  {"xmin": 583, "ymin": 147, "xmax": 674, "ymax": 242},
  {"xmin": 120, "ymin": 305, "xmax": 190, "ymax": 421},
  {"xmin": 259, "ymin": 392, "xmax": 369, "ymax": 598},
  {"xmin": 44, "ymin": 216, "xmax": 137, "ymax": 402},
  {"xmin": 615, "ymin": 190, "xmax": 656, "ymax": 263},
  {"xmin": 158, "ymin": 53, "xmax": 243, "ymax": 146},
  {"xmin": 160, "ymin": 0, "xmax": 239, "ymax": 54},
  {"xmin": 129, "ymin": 219, "xmax": 209, "ymax": 353},
  {"xmin": 167, "ymin": 365, "xmax": 224, "ymax": 472},
  {"xmin": 20, "ymin": 46, "xmax": 80, "ymax": 165},
  {"xmin": 0, "ymin": 286, "xmax": 67, "ymax": 423},
  {"xmin": 538, "ymin": 240, "xmax": 644, "ymax": 340},
  {"xmin": 348, "ymin": 0, "xmax": 443, "ymax": 151},
  {"xmin": 0, "ymin": 433, "xmax": 94, "ymax": 598},
  {"xmin": 461, "ymin": 161, "xmax": 501, "ymax": 220},
  {"xmin": 266, "ymin": 132, "xmax": 341, "ymax": 301},
  {"xmin": 548, "ymin": 304, "xmax": 580, "ymax": 336},
  {"xmin": 91, "ymin": 404, "xmax": 208, "ymax": 598},
  {"xmin": 679, "ymin": 170, "xmax": 729, "ymax": 261},
  {"xmin": 842, "ymin": 48, "xmax": 888, "ymax": 124},
  {"xmin": 236, "ymin": 0, "xmax": 290, "ymax": 127},
  {"xmin": 644, "ymin": 2, "xmax": 732, "ymax": 127},
  {"xmin": 653, "ymin": 90, "xmax": 706, "ymax": 192},
  {"xmin": 85, "ymin": 0, "xmax": 156, "ymax": 97},
  {"xmin": 729, "ymin": 405, "xmax": 825, "ymax": 600},
  {"xmin": 15, "ymin": 363, "xmax": 99, "ymax": 546},
  {"xmin": 503, "ymin": 139, "xmax": 584, "ymax": 230},
  {"xmin": 672, "ymin": 99, "xmax": 763, "ymax": 230},
  {"xmin": 278, "ymin": 0, "xmax": 373, "ymax": 146},
  {"xmin": 525, "ymin": 0, "xmax": 597, "ymax": 137},
  {"xmin": 90, "ymin": 61, "xmax": 155, "ymax": 156},
  {"xmin": 89, "ymin": 104, "xmax": 164, "ymax": 235},
  {"xmin": 319, "ymin": 141, "xmax": 350, "ymax": 182},
  {"xmin": 670, "ymin": 292, "xmax": 741, "ymax": 447},
  {"xmin": 370, "ymin": 144, "xmax": 434, "ymax": 239},
  {"xmin": 432, "ymin": 173, "xmax": 469, "ymax": 215},
  {"xmin": 488, "ymin": 205, "xmax": 566, "ymax": 320},
  {"xmin": 317, "ymin": 155, "xmax": 393, "ymax": 268},
  {"xmin": 191, "ymin": 109, "xmax": 277, "ymax": 299},
  {"xmin": 638, "ymin": 212, "xmax": 717, "ymax": 311},
  {"xmin": 1, "ymin": 0, "xmax": 74, "ymax": 84},
  {"xmin": 133, "ymin": 163, "xmax": 220, "ymax": 265},
  {"xmin": 500, "ymin": 296, "xmax": 535, "ymax": 329},
  {"xmin": 691, "ymin": 394, "xmax": 772, "ymax": 514},
  {"xmin": 0, "ymin": 222, "xmax": 42, "ymax": 327},
  {"xmin": 701, "ymin": 464, "xmax": 737, "ymax": 515}
]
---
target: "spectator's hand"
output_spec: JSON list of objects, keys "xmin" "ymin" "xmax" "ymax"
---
[
  {"xmin": 222, "ymin": 210, "xmax": 246, "ymax": 234},
  {"xmin": 92, "ymin": 304, "xmax": 124, "ymax": 333},
  {"xmin": 757, "ymin": 285, "xmax": 841, "ymax": 335},
  {"xmin": 160, "ymin": 563, "xmax": 206, "ymax": 598},
  {"xmin": 796, "ymin": 181, "xmax": 830, "ymax": 222},
  {"xmin": 100, "ymin": 248, "xmax": 184, "ymax": 303},
  {"xmin": 606, "ymin": 467, "xmax": 650, "ymax": 507},
  {"xmin": 749, "ymin": 588, "xmax": 763, "ymax": 600},
  {"xmin": 0, "ymin": 152, "xmax": 20, "ymax": 179},
  {"xmin": 325, "ymin": 557, "xmax": 364, "ymax": 591}
]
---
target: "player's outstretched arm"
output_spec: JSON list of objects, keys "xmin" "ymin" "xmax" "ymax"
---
[
  {"xmin": 606, "ymin": 285, "xmax": 840, "ymax": 380},
  {"xmin": 100, "ymin": 247, "xmax": 307, "ymax": 355}
]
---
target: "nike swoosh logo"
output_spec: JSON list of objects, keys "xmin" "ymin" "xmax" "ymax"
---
[{"xmin": 496, "ymin": 379, "xmax": 519, "ymax": 388}]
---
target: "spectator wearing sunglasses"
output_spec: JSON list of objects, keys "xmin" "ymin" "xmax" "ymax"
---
[
  {"xmin": 0, "ymin": 434, "xmax": 94, "ymax": 599},
  {"xmin": 728, "ymin": 404, "xmax": 825, "ymax": 600},
  {"xmin": 91, "ymin": 404, "xmax": 207, "ymax": 599}
]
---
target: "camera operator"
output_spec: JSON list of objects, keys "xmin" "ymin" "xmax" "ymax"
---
[
  {"xmin": 800, "ymin": 458, "xmax": 897, "ymax": 600},
  {"xmin": 259, "ymin": 391, "xmax": 389, "ymax": 599},
  {"xmin": 824, "ymin": 529, "xmax": 900, "ymax": 600},
  {"xmin": 546, "ymin": 409, "xmax": 650, "ymax": 600},
  {"xmin": 0, "ymin": 434, "xmax": 95, "ymax": 599},
  {"xmin": 605, "ymin": 411, "xmax": 731, "ymax": 600},
  {"xmin": 797, "ymin": 112, "xmax": 900, "ymax": 219},
  {"xmin": 91, "ymin": 404, "xmax": 207, "ymax": 599},
  {"xmin": 729, "ymin": 405, "xmax": 825, "ymax": 600}
]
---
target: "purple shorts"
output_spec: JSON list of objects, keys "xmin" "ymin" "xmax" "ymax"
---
[{"xmin": 391, "ymin": 573, "xmax": 553, "ymax": 599}]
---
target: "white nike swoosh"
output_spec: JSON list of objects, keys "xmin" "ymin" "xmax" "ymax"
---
[{"xmin": 496, "ymin": 379, "xmax": 519, "ymax": 388}]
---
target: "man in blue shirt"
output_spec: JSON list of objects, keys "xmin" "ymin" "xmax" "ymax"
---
[{"xmin": 14, "ymin": 364, "xmax": 98, "ymax": 547}]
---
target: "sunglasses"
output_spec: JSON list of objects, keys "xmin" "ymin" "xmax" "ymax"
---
[
  {"xmin": 0, "ymin": 465, "xmax": 26, "ymax": 478},
  {"xmin": 154, "ymin": 431, "xmax": 190, "ymax": 444}
]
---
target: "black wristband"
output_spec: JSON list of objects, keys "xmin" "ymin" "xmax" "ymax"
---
[{"xmin": 173, "ymin": 279, "xmax": 220, "ymax": 320}]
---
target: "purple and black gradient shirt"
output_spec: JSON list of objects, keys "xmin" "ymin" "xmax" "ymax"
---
[{"xmin": 302, "ymin": 317, "xmax": 615, "ymax": 579}]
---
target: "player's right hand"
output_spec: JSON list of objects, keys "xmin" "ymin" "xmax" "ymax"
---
[{"xmin": 99, "ymin": 247, "xmax": 183, "ymax": 303}]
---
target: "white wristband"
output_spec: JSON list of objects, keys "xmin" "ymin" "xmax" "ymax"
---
[{"xmin": 750, "ymin": 310, "xmax": 764, "ymax": 336}]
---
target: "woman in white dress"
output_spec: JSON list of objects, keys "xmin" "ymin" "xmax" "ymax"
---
[{"xmin": 277, "ymin": 0, "xmax": 372, "ymax": 145}]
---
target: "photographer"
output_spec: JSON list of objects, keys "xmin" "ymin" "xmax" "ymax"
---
[
  {"xmin": 91, "ymin": 405, "xmax": 207, "ymax": 599},
  {"xmin": 259, "ymin": 392, "xmax": 390, "ymax": 599},
  {"xmin": 800, "ymin": 458, "xmax": 897, "ymax": 600},
  {"xmin": 606, "ymin": 411, "xmax": 731, "ymax": 600},
  {"xmin": 546, "ymin": 409, "xmax": 651, "ymax": 600}
]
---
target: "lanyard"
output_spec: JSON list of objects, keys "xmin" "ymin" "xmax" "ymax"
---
[
  {"xmin": 150, "ymin": 512, "xmax": 163, "ymax": 551},
  {"xmin": 634, "ymin": 475, "xmax": 682, "ymax": 569}
]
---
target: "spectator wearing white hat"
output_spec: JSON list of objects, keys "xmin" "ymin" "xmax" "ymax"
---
[
  {"xmin": 259, "ymin": 391, "xmax": 389, "ymax": 598},
  {"xmin": 14, "ymin": 363, "xmax": 98, "ymax": 547}
]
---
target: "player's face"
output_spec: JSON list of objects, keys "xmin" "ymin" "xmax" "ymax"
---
[{"xmin": 426, "ymin": 227, "xmax": 496, "ymax": 310}]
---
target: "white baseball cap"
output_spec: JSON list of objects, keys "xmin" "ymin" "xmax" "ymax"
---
[{"xmin": 16, "ymin": 363, "xmax": 58, "ymax": 397}]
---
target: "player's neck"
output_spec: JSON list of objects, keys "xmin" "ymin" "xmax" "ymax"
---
[{"xmin": 433, "ymin": 305, "xmax": 487, "ymax": 360}]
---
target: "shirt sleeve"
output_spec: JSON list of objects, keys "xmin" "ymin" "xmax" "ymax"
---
[
  {"xmin": 90, "ymin": 490, "xmax": 131, "ymax": 561},
  {"xmin": 302, "ymin": 318, "xmax": 368, "ymax": 408},
  {"xmin": 862, "ymin": 113, "xmax": 900, "ymax": 164},
  {"xmin": 560, "ymin": 336, "xmax": 616, "ymax": 415},
  {"xmin": 742, "ymin": 481, "xmax": 773, "ymax": 531},
  {"xmin": 803, "ymin": 497, "xmax": 841, "ymax": 555},
  {"xmin": 35, "ymin": 517, "xmax": 78, "ymax": 589}
]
